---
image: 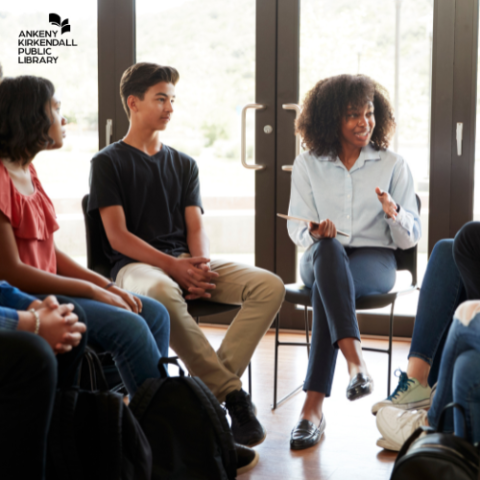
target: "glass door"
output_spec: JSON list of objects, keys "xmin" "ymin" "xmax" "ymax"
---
[
  {"xmin": 0, "ymin": 0, "xmax": 99, "ymax": 266},
  {"xmin": 276, "ymin": 0, "xmax": 434, "ymax": 322}
]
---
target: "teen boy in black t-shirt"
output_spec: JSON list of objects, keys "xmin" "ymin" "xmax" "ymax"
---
[{"xmin": 88, "ymin": 62, "xmax": 285, "ymax": 448}]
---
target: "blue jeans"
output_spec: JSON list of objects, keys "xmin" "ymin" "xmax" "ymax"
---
[
  {"xmin": 428, "ymin": 316, "xmax": 480, "ymax": 443},
  {"xmin": 300, "ymin": 239, "xmax": 397, "ymax": 396},
  {"xmin": 409, "ymin": 239, "xmax": 466, "ymax": 386},
  {"xmin": 64, "ymin": 295, "xmax": 170, "ymax": 395}
]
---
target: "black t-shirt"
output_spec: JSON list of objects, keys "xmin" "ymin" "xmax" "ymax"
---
[{"xmin": 88, "ymin": 141, "xmax": 203, "ymax": 280}]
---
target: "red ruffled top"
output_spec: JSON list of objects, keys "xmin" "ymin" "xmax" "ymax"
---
[{"xmin": 0, "ymin": 162, "xmax": 59, "ymax": 273}]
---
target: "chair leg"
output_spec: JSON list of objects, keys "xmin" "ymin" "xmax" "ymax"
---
[
  {"xmin": 248, "ymin": 362, "xmax": 252, "ymax": 399},
  {"xmin": 387, "ymin": 301, "xmax": 395, "ymax": 396},
  {"xmin": 272, "ymin": 314, "xmax": 280, "ymax": 410},
  {"xmin": 304, "ymin": 306, "xmax": 311, "ymax": 357}
]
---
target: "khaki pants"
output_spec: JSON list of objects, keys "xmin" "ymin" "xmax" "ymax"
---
[{"xmin": 116, "ymin": 257, "xmax": 285, "ymax": 401}]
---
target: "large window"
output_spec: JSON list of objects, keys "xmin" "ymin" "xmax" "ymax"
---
[
  {"xmin": 0, "ymin": 0, "xmax": 98, "ymax": 265},
  {"xmin": 136, "ymin": 0, "xmax": 256, "ymax": 265}
]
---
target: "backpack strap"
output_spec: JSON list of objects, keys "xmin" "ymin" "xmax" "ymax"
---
[
  {"xmin": 437, "ymin": 402, "xmax": 468, "ymax": 439},
  {"xmin": 129, "ymin": 377, "xmax": 165, "ymax": 423},
  {"xmin": 395, "ymin": 425, "xmax": 434, "ymax": 464},
  {"xmin": 158, "ymin": 356, "xmax": 185, "ymax": 378},
  {"xmin": 188, "ymin": 377, "xmax": 237, "ymax": 480}
]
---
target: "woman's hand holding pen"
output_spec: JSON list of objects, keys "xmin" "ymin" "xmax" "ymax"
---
[
  {"xmin": 308, "ymin": 219, "xmax": 337, "ymax": 239},
  {"xmin": 375, "ymin": 187, "xmax": 398, "ymax": 220}
]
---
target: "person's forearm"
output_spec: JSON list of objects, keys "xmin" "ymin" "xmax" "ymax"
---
[
  {"xmin": 0, "ymin": 257, "xmax": 94, "ymax": 298},
  {"xmin": 55, "ymin": 248, "xmax": 110, "ymax": 287},
  {"xmin": 108, "ymin": 229, "xmax": 175, "ymax": 271},
  {"xmin": 187, "ymin": 228, "xmax": 210, "ymax": 259},
  {"xmin": 17, "ymin": 311, "xmax": 36, "ymax": 332}
]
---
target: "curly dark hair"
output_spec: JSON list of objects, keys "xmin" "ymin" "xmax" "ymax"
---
[
  {"xmin": 0, "ymin": 75, "xmax": 55, "ymax": 165},
  {"xmin": 296, "ymin": 74, "xmax": 395, "ymax": 158}
]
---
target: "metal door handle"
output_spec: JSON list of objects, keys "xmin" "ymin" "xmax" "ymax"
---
[
  {"xmin": 106, "ymin": 119, "xmax": 113, "ymax": 146},
  {"xmin": 456, "ymin": 122, "xmax": 463, "ymax": 156},
  {"xmin": 241, "ymin": 104, "xmax": 266, "ymax": 170},
  {"xmin": 282, "ymin": 104, "xmax": 302, "ymax": 172}
]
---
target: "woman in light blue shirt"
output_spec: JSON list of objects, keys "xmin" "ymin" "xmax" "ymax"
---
[{"xmin": 288, "ymin": 74, "xmax": 421, "ymax": 450}]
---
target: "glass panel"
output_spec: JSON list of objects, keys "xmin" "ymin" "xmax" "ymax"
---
[
  {"xmin": 474, "ymin": 29, "xmax": 480, "ymax": 224},
  {"xmin": 297, "ymin": 0, "xmax": 433, "ymax": 314},
  {"xmin": 0, "ymin": 1, "xmax": 98, "ymax": 266},
  {"xmin": 136, "ymin": 0, "xmax": 256, "ymax": 265}
]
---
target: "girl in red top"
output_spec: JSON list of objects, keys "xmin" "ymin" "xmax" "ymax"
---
[{"xmin": 0, "ymin": 75, "xmax": 170, "ymax": 396}]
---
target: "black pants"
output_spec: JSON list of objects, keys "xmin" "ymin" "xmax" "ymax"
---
[
  {"xmin": 0, "ymin": 300, "xmax": 87, "ymax": 480},
  {"xmin": 453, "ymin": 221, "xmax": 480, "ymax": 299}
]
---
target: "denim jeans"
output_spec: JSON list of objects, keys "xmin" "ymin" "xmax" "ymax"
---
[
  {"xmin": 408, "ymin": 239, "xmax": 466, "ymax": 386},
  {"xmin": 408, "ymin": 221, "xmax": 480, "ymax": 386},
  {"xmin": 428, "ymin": 316, "xmax": 480, "ymax": 443},
  {"xmin": 58, "ymin": 294, "xmax": 170, "ymax": 396},
  {"xmin": 300, "ymin": 238, "xmax": 397, "ymax": 396}
]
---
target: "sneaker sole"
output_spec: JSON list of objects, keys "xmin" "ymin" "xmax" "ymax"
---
[
  {"xmin": 372, "ymin": 398, "xmax": 431, "ymax": 416},
  {"xmin": 376, "ymin": 437, "xmax": 401, "ymax": 452},
  {"xmin": 237, "ymin": 450, "xmax": 260, "ymax": 475},
  {"xmin": 246, "ymin": 427, "xmax": 267, "ymax": 448}
]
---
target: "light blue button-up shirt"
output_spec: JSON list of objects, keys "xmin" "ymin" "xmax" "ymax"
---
[{"xmin": 287, "ymin": 145, "xmax": 421, "ymax": 250}]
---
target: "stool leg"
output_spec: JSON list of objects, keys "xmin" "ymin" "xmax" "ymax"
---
[
  {"xmin": 272, "ymin": 314, "xmax": 280, "ymax": 410},
  {"xmin": 387, "ymin": 301, "xmax": 395, "ymax": 396}
]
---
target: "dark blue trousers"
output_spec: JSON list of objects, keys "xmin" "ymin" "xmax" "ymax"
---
[{"xmin": 300, "ymin": 238, "xmax": 397, "ymax": 396}]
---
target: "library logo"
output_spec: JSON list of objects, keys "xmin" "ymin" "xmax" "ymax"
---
[
  {"xmin": 49, "ymin": 13, "xmax": 71, "ymax": 35},
  {"xmin": 17, "ymin": 13, "xmax": 78, "ymax": 64}
]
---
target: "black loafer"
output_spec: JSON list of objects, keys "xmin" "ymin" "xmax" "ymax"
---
[
  {"xmin": 347, "ymin": 373, "xmax": 373, "ymax": 401},
  {"xmin": 290, "ymin": 415, "xmax": 326, "ymax": 450}
]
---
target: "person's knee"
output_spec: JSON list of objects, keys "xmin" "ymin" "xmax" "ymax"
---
[
  {"xmin": 431, "ymin": 238, "xmax": 454, "ymax": 260},
  {"xmin": 311, "ymin": 237, "xmax": 343, "ymax": 260},
  {"xmin": 262, "ymin": 271, "xmax": 285, "ymax": 305},
  {"xmin": 454, "ymin": 221, "xmax": 480, "ymax": 257},
  {"xmin": 140, "ymin": 296, "xmax": 170, "ymax": 328},
  {"xmin": 453, "ymin": 350, "xmax": 480, "ymax": 402}
]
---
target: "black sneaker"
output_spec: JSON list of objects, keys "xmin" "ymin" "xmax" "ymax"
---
[
  {"xmin": 225, "ymin": 389, "xmax": 266, "ymax": 447},
  {"xmin": 235, "ymin": 443, "xmax": 259, "ymax": 475}
]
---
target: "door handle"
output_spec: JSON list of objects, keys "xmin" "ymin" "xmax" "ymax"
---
[
  {"xmin": 281, "ymin": 104, "xmax": 302, "ymax": 172},
  {"xmin": 241, "ymin": 104, "xmax": 266, "ymax": 170},
  {"xmin": 106, "ymin": 119, "xmax": 113, "ymax": 146},
  {"xmin": 456, "ymin": 122, "xmax": 463, "ymax": 156}
]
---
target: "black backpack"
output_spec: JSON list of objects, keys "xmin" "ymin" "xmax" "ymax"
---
[
  {"xmin": 129, "ymin": 357, "xmax": 237, "ymax": 480},
  {"xmin": 47, "ymin": 348, "xmax": 152, "ymax": 480},
  {"xmin": 391, "ymin": 403, "xmax": 480, "ymax": 480}
]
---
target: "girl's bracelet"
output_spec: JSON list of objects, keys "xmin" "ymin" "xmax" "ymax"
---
[
  {"xmin": 104, "ymin": 281, "xmax": 116, "ymax": 290},
  {"xmin": 29, "ymin": 308, "xmax": 40, "ymax": 335}
]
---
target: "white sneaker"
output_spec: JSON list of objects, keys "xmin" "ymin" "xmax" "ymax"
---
[
  {"xmin": 376, "ymin": 437, "xmax": 399, "ymax": 451},
  {"xmin": 371, "ymin": 370, "xmax": 431, "ymax": 415},
  {"xmin": 376, "ymin": 406, "xmax": 428, "ymax": 452}
]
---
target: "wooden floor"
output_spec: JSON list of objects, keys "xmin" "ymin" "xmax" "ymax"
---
[{"xmin": 199, "ymin": 325, "xmax": 411, "ymax": 480}]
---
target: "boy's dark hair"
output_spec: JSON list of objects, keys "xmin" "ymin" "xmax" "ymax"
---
[
  {"xmin": 0, "ymin": 75, "xmax": 55, "ymax": 165},
  {"xmin": 296, "ymin": 74, "xmax": 395, "ymax": 158},
  {"xmin": 120, "ymin": 62, "xmax": 180, "ymax": 118}
]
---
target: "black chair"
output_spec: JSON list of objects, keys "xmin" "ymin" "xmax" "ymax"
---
[
  {"xmin": 81, "ymin": 195, "xmax": 252, "ymax": 395},
  {"xmin": 272, "ymin": 194, "xmax": 421, "ymax": 409}
]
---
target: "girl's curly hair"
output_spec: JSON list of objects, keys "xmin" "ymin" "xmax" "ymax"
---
[
  {"xmin": 295, "ymin": 74, "xmax": 395, "ymax": 158},
  {"xmin": 0, "ymin": 75, "xmax": 55, "ymax": 165}
]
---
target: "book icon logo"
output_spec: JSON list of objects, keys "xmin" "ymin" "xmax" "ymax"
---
[{"xmin": 49, "ymin": 13, "xmax": 70, "ymax": 34}]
